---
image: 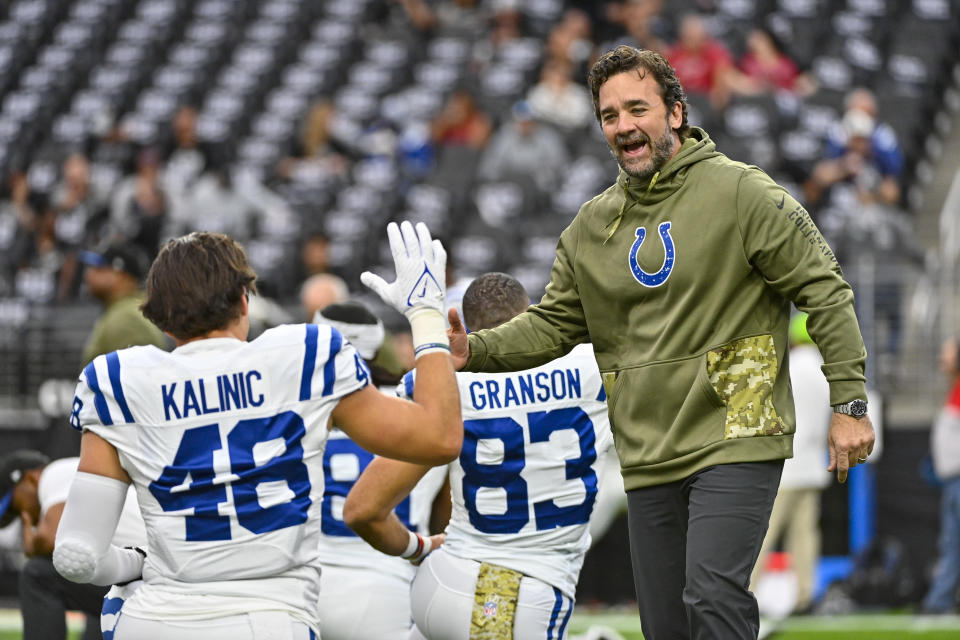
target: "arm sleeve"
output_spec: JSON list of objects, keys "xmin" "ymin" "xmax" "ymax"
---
[
  {"xmin": 53, "ymin": 472, "xmax": 144, "ymax": 586},
  {"xmin": 736, "ymin": 167, "xmax": 867, "ymax": 404},
  {"xmin": 466, "ymin": 220, "xmax": 589, "ymax": 372}
]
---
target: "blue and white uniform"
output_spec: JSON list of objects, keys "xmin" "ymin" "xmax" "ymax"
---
[
  {"xmin": 70, "ymin": 324, "xmax": 370, "ymax": 636},
  {"xmin": 316, "ymin": 416, "xmax": 447, "ymax": 639},
  {"xmin": 400, "ymin": 344, "xmax": 613, "ymax": 640}
]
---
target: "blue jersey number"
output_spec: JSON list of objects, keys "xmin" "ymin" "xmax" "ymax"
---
[
  {"xmin": 460, "ymin": 407, "xmax": 598, "ymax": 535},
  {"xmin": 149, "ymin": 411, "xmax": 312, "ymax": 541},
  {"xmin": 321, "ymin": 437, "xmax": 412, "ymax": 536}
]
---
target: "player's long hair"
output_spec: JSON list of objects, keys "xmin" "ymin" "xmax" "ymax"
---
[{"xmin": 141, "ymin": 231, "xmax": 257, "ymax": 340}]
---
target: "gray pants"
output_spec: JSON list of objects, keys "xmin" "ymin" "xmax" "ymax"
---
[
  {"xmin": 626, "ymin": 461, "xmax": 783, "ymax": 640},
  {"xmin": 19, "ymin": 555, "xmax": 108, "ymax": 640}
]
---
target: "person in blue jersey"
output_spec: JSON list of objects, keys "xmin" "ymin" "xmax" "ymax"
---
[
  {"xmin": 312, "ymin": 301, "xmax": 449, "ymax": 639},
  {"xmin": 51, "ymin": 224, "xmax": 462, "ymax": 640},
  {"xmin": 344, "ymin": 272, "xmax": 614, "ymax": 640}
]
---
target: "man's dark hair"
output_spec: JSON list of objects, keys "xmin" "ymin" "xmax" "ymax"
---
[
  {"xmin": 462, "ymin": 272, "xmax": 529, "ymax": 332},
  {"xmin": 141, "ymin": 232, "xmax": 257, "ymax": 340},
  {"xmin": 587, "ymin": 45, "xmax": 690, "ymax": 139}
]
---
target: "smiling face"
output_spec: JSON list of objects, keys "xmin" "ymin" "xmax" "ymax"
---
[{"xmin": 598, "ymin": 70, "xmax": 683, "ymax": 181}]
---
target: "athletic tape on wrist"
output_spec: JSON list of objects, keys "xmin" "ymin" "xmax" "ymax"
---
[
  {"xmin": 401, "ymin": 530, "xmax": 424, "ymax": 559},
  {"xmin": 408, "ymin": 308, "xmax": 449, "ymax": 359}
]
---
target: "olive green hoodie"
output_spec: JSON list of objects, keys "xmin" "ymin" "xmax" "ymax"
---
[{"xmin": 465, "ymin": 127, "xmax": 866, "ymax": 490}]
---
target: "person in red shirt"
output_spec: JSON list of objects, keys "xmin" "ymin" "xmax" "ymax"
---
[
  {"xmin": 923, "ymin": 337, "xmax": 960, "ymax": 613},
  {"xmin": 666, "ymin": 13, "xmax": 734, "ymax": 108},
  {"xmin": 734, "ymin": 27, "xmax": 815, "ymax": 96}
]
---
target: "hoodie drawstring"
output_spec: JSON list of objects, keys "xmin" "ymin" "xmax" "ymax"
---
[{"xmin": 603, "ymin": 170, "xmax": 660, "ymax": 245}]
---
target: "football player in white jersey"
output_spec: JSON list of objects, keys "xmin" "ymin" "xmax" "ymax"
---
[
  {"xmin": 344, "ymin": 272, "xmax": 614, "ymax": 640},
  {"xmin": 51, "ymin": 223, "xmax": 462, "ymax": 640},
  {"xmin": 312, "ymin": 301, "xmax": 449, "ymax": 639}
]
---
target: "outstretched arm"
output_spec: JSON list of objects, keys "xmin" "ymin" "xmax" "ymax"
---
[
  {"xmin": 344, "ymin": 456, "xmax": 441, "ymax": 563},
  {"xmin": 339, "ymin": 221, "xmax": 462, "ymax": 465}
]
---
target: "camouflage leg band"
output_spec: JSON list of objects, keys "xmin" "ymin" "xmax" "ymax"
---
[{"xmin": 469, "ymin": 562, "xmax": 523, "ymax": 639}]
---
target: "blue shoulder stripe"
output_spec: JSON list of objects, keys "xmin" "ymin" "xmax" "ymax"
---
[
  {"xmin": 299, "ymin": 324, "xmax": 319, "ymax": 401},
  {"xmin": 83, "ymin": 361, "xmax": 113, "ymax": 426},
  {"xmin": 105, "ymin": 352, "xmax": 134, "ymax": 423},
  {"xmin": 596, "ymin": 386, "xmax": 606, "ymax": 402},
  {"xmin": 321, "ymin": 328, "xmax": 343, "ymax": 397},
  {"xmin": 403, "ymin": 371, "xmax": 415, "ymax": 398}
]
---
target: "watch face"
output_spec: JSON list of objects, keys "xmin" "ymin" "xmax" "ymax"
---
[{"xmin": 850, "ymin": 399, "xmax": 868, "ymax": 417}]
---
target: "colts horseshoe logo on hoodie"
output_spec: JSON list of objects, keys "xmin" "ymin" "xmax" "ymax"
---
[{"xmin": 629, "ymin": 221, "xmax": 675, "ymax": 287}]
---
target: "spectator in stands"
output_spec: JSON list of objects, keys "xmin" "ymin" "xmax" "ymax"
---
[
  {"xmin": 478, "ymin": 100, "xmax": 569, "ymax": 193},
  {"xmin": 162, "ymin": 104, "xmax": 212, "ymax": 201},
  {"xmin": 750, "ymin": 313, "xmax": 832, "ymax": 615},
  {"xmin": 526, "ymin": 56, "xmax": 595, "ymax": 132},
  {"xmin": 108, "ymin": 147, "xmax": 167, "ymax": 260},
  {"xmin": 806, "ymin": 88, "xmax": 903, "ymax": 208},
  {"xmin": 468, "ymin": 0, "xmax": 526, "ymax": 75},
  {"xmin": 52, "ymin": 152, "xmax": 109, "ymax": 250},
  {"xmin": 79, "ymin": 238, "xmax": 166, "ymax": 366},
  {"xmin": 544, "ymin": 7, "xmax": 595, "ymax": 73},
  {"xmin": 430, "ymin": 89, "xmax": 492, "ymax": 151},
  {"xmin": 9, "ymin": 192, "xmax": 74, "ymax": 303},
  {"xmin": 299, "ymin": 272, "xmax": 349, "ymax": 321},
  {"xmin": 597, "ymin": 0, "xmax": 670, "ymax": 56},
  {"xmin": 0, "ymin": 450, "xmax": 144, "ymax": 640},
  {"xmin": 803, "ymin": 91, "xmax": 911, "ymax": 370},
  {"xmin": 729, "ymin": 26, "xmax": 815, "ymax": 97},
  {"xmin": 804, "ymin": 106, "xmax": 903, "ymax": 210},
  {"xmin": 922, "ymin": 336, "xmax": 960, "ymax": 614},
  {"xmin": 297, "ymin": 231, "xmax": 333, "ymax": 282},
  {"xmin": 393, "ymin": 0, "xmax": 488, "ymax": 39},
  {"xmin": 167, "ymin": 162, "xmax": 265, "ymax": 243},
  {"xmin": 277, "ymin": 100, "xmax": 351, "ymax": 184},
  {"xmin": 0, "ymin": 170, "xmax": 36, "ymax": 296},
  {"xmin": 666, "ymin": 13, "xmax": 735, "ymax": 109},
  {"xmin": 430, "ymin": 89, "xmax": 493, "ymax": 195}
]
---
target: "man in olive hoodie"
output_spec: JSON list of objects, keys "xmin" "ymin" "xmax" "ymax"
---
[{"xmin": 447, "ymin": 46, "xmax": 875, "ymax": 639}]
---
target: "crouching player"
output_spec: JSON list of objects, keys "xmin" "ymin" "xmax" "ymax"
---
[
  {"xmin": 344, "ymin": 272, "xmax": 614, "ymax": 639},
  {"xmin": 52, "ymin": 223, "xmax": 462, "ymax": 639},
  {"xmin": 312, "ymin": 301, "xmax": 449, "ymax": 639}
]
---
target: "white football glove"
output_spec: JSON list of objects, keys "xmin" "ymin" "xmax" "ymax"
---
[{"xmin": 361, "ymin": 221, "xmax": 450, "ymax": 358}]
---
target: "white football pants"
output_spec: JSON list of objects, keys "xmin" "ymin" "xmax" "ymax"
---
[
  {"xmin": 113, "ymin": 610, "xmax": 317, "ymax": 639},
  {"xmin": 317, "ymin": 563, "xmax": 414, "ymax": 639},
  {"xmin": 408, "ymin": 548, "xmax": 575, "ymax": 640}
]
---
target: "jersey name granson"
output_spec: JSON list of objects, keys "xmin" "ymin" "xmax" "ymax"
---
[{"xmin": 467, "ymin": 368, "xmax": 582, "ymax": 411}]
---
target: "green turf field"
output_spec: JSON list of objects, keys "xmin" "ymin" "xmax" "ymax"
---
[{"xmin": 2, "ymin": 608, "xmax": 959, "ymax": 639}]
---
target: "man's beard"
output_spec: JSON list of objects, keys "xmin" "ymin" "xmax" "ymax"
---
[{"xmin": 612, "ymin": 121, "xmax": 676, "ymax": 182}]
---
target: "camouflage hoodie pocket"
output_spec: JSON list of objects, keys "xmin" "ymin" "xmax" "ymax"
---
[{"xmin": 706, "ymin": 334, "xmax": 787, "ymax": 440}]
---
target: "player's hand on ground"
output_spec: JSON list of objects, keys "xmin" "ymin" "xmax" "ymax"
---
[
  {"xmin": 827, "ymin": 413, "xmax": 875, "ymax": 483},
  {"xmin": 447, "ymin": 308, "xmax": 469, "ymax": 370},
  {"xmin": 361, "ymin": 221, "xmax": 446, "ymax": 319}
]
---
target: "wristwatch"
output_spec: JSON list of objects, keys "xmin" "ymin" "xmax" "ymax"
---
[{"xmin": 832, "ymin": 399, "xmax": 868, "ymax": 418}]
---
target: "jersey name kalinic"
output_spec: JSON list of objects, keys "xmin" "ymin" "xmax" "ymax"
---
[
  {"xmin": 70, "ymin": 324, "xmax": 369, "ymax": 626},
  {"xmin": 401, "ymin": 343, "xmax": 612, "ymax": 598}
]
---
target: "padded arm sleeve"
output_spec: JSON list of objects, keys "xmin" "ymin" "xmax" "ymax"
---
[{"xmin": 53, "ymin": 472, "xmax": 144, "ymax": 586}]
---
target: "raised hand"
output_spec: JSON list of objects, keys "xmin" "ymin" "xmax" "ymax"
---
[
  {"xmin": 361, "ymin": 221, "xmax": 450, "ymax": 359},
  {"xmin": 361, "ymin": 221, "xmax": 446, "ymax": 319}
]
